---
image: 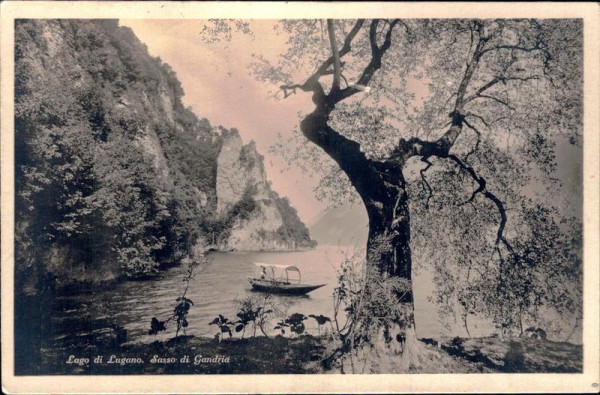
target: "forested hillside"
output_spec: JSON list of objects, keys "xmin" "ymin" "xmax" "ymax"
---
[{"xmin": 14, "ymin": 19, "xmax": 313, "ymax": 288}]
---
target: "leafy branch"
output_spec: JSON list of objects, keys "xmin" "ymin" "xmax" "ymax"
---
[{"xmin": 148, "ymin": 255, "xmax": 204, "ymax": 337}]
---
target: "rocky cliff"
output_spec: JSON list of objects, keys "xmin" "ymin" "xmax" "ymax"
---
[
  {"xmin": 14, "ymin": 19, "xmax": 314, "ymax": 283},
  {"xmin": 214, "ymin": 131, "xmax": 315, "ymax": 251}
]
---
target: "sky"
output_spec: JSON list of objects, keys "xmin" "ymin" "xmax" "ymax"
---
[{"xmin": 121, "ymin": 19, "xmax": 327, "ymax": 224}]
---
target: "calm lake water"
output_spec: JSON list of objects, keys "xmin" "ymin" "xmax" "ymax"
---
[{"xmin": 49, "ymin": 245, "xmax": 500, "ymax": 347}]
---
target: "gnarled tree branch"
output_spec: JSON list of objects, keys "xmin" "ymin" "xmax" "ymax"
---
[
  {"xmin": 453, "ymin": 22, "xmax": 488, "ymax": 112},
  {"xmin": 419, "ymin": 157, "xmax": 434, "ymax": 209},
  {"xmin": 462, "ymin": 119, "xmax": 481, "ymax": 162},
  {"xmin": 473, "ymin": 94, "xmax": 516, "ymax": 110},
  {"xmin": 446, "ymin": 154, "xmax": 515, "ymax": 257},
  {"xmin": 295, "ymin": 19, "xmax": 406, "ymax": 199},
  {"xmin": 463, "ymin": 76, "xmax": 504, "ymax": 104},
  {"xmin": 331, "ymin": 19, "xmax": 401, "ymax": 104},
  {"xmin": 388, "ymin": 23, "xmax": 490, "ymax": 166},
  {"xmin": 279, "ymin": 19, "xmax": 364, "ymax": 100}
]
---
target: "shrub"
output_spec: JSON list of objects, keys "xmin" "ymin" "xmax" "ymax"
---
[
  {"xmin": 148, "ymin": 256, "xmax": 203, "ymax": 337},
  {"xmin": 209, "ymin": 314, "xmax": 233, "ymax": 342}
]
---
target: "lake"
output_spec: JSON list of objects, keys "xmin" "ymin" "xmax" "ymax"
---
[{"xmin": 48, "ymin": 245, "xmax": 499, "ymax": 347}]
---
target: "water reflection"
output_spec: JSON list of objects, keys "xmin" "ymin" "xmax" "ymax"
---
[{"xmin": 49, "ymin": 245, "xmax": 496, "ymax": 348}]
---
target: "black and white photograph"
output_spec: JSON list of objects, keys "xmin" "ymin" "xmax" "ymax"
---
[{"xmin": 1, "ymin": 2, "xmax": 599, "ymax": 393}]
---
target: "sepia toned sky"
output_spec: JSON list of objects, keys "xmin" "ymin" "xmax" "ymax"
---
[{"xmin": 121, "ymin": 19, "xmax": 328, "ymax": 224}]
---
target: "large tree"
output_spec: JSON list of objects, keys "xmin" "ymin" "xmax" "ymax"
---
[{"xmin": 204, "ymin": 19, "xmax": 582, "ymax": 368}]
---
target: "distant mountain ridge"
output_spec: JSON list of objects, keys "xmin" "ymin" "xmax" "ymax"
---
[{"xmin": 309, "ymin": 202, "xmax": 369, "ymax": 247}]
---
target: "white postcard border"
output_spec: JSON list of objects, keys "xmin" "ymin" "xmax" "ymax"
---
[{"xmin": 1, "ymin": 2, "xmax": 598, "ymax": 393}]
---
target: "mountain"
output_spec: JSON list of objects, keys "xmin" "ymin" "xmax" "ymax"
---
[
  {"xmin": 309, "ymin": 202, "xmax": 369, "ymax": 247},
  {"xmin": 14, "ymin": 19, "xmax": 314, "ymax": 285}
]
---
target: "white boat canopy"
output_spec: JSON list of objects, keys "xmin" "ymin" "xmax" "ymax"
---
[
  {"xmin": 254, "ymin": 262, "xmax": 300, "ymax": 272},
  {"xmin": 253, "ymin": 262, "xmax": 301, "ymax": 283}
]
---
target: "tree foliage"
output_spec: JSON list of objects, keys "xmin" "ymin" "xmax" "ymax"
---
[
  {"xmin": 15, "ymin": 19, "xmax": 223, "ymax": 282},
  {"xmin": 202, "ymin": 18, "xmax": 583, "ymax": 339}
]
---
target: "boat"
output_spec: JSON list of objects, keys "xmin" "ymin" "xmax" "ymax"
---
[{"xmin": 248, "ymin": 263, "xmax": 326, "ymax": 295}]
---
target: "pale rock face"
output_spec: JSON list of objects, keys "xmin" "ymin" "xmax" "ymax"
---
[
  {"xmin": 216, "ymin": 131, "xmax": 245, "ymax": 213},
  {"xmin": 42, "ymin": 24, "xmax": 61, "ymax": 57},
  {"xmin": 226, "ymin": 200, "xmax": 286, "ymax": 251},
  {"xmin": 216, "ymin": 131, "xmax": 270, "ymax": 213},
  {"xmin": 158, "ymin": 81, "xmax": 174, "ymax": 124},
  {"xmin": 216, "ymin": 130, "xmax": 299, "ymax": 251},
  {"xmin": 136, "ymin": 125, "xmax": 171, "ymax": 184}
]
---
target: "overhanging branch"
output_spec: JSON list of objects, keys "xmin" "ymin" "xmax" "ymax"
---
[
  {"xmin": 446, "ymin": 154, "xmax": 515, "ymax": 257},
  {"xmin": 474, "ymin": 94, "xmax": 516, "ymax": 110},
  {"xmin": 463, "ymin": 76, "xmax": 503, "ymax": 103}
]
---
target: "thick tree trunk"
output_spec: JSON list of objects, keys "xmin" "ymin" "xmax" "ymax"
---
[
  {"xmin": 360, "ymin": 167, "xmax": 420, "ymax": 370},
  {"xmin": 364, "ymin": 174, "xmax": 413, "ymax": 298},
  {"xmin": 300, "ymin": 105, "xmax": 421, "ymax": 370}
]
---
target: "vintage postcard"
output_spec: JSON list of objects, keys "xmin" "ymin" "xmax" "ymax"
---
[{"xmin": 1, "ymin": 1, "xmax": 599, "ymax": 393}]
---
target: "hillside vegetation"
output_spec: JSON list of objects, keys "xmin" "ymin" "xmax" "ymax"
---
[{"xmin": 15, "ymin": 19, "xmax": 313, "ymax": 289}]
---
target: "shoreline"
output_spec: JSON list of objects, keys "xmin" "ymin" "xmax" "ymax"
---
[
  {"xmin": 26, "ymin": 246, "xmax": 321, "ymax": 295},
  {"xmin": 204, "ymin": 245, "xmax": 318, "ymax": 254}
]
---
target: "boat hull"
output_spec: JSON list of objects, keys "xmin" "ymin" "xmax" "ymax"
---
[{"xmin": 249, "ymin": 279, "xmax": 325, "ymax": 295}]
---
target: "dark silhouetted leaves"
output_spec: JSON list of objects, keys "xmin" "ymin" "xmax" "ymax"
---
[{"xmin": 148, "ymin": 317, "xmax": 167, "ymax": 335}]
